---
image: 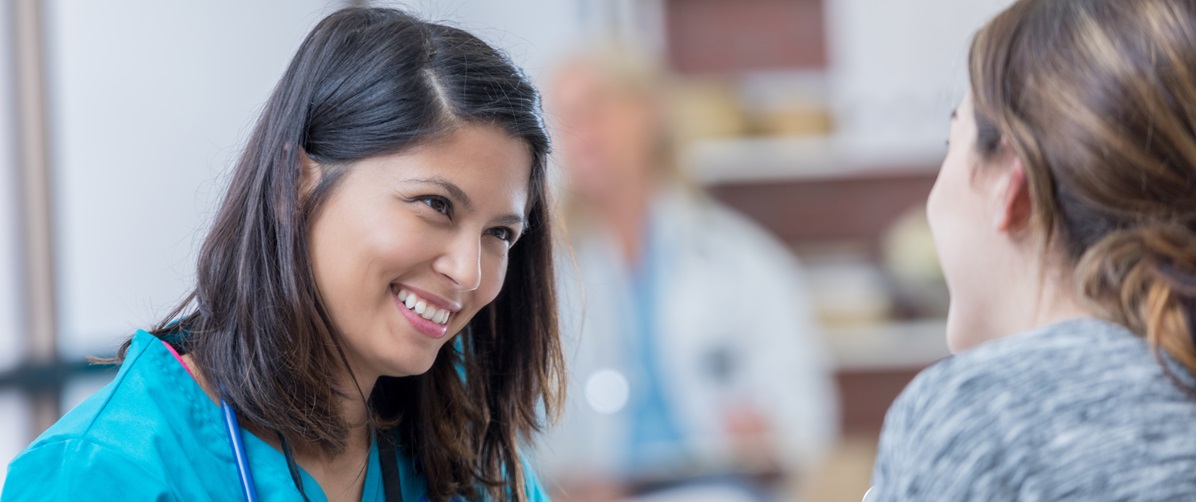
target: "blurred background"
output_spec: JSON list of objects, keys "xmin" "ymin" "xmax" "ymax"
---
[{"xmin": 0, "ymin": 0, "xmax": 1014, "ymax": 499}]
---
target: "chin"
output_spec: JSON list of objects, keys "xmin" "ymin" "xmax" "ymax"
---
[
  {"xmin": 946, "ymin": 331, "xmax": 972, "ymax": 354},
  {"xmin": 407, "ymin": 357, "xmax": 438, "ymax": 376},
  {"xmin": 384, "ymin": 351, "xmax": 440, "ymax": 378},
  {"xmin": 944, "ymin": 307, "xmax": 982, "ymax": 354}
]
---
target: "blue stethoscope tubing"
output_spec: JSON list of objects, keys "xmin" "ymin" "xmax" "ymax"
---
[{"xmin": 221, "ymin": 398, "xmax": 260, "ymax": 502}]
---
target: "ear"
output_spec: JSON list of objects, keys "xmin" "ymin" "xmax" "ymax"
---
[
  {"xmin": 992, "ymin": 155, "xmax": 1032, "ymax": 233},
  {"xmin": 298, "ymin": 147, "xmax": 322, "ymax": 202}
]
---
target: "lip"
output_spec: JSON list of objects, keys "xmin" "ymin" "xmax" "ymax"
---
[
  {"xmin": 394, "ymin": 284, "xmax": 462, "ymax": 313},
  {"xmin": 391, "ymin": 284, "xmax": 460, "ymax": 340}
]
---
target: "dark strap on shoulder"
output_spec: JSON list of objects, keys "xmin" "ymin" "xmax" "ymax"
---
[{"xmin": 378, "ymin": 431, "xmax": 405, "ymax": 502}]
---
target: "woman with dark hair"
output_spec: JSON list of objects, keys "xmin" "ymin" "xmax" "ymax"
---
[
  {"xmin": 3, "ymin": 7, "xmax": 561, "ymax": 502},
  {"xmin": 869, "ymin": 0, "xmax": 1196, "ymax": 499}
]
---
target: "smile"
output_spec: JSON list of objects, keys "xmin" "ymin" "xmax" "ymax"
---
[{"xmin": 397, "ymin": 289, "xmax": 452, "ymax": 325}]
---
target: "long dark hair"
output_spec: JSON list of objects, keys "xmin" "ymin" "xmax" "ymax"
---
[
  {"xmin": 113, "ymin": 7, "xmax": 563, "ymax": 501},
  {"xmin": 969, "ymin": 0, "xmax": 1196, "ymax": 388}
]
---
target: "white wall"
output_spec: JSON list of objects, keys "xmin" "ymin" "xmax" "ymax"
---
[
  {"xmin": 825, "ymin": 0, "xmax": 1016, "ymax": 158},
  {"xmin": 44, "ymin": 0, "xmax": 340, "ymax": 358}
]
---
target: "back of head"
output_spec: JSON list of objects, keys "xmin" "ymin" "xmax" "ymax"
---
[{"xmin": 970, "ymin": 0, "xmax": 1196, "ymax": 384}]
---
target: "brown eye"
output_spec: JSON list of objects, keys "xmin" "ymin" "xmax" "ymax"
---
[
  {"xmin": 419, "ymin": 196, "xmax": 453, "ymax": 218},
  {"xmin": 487, "ymin": 226, "xmax": 515, "ymax": 243}
]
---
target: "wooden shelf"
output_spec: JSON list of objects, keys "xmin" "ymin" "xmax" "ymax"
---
[{"xmin": 684, "ymin": 135, "xmax": 943, "ymax": 185}]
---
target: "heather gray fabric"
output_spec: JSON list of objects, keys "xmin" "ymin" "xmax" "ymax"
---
[{"xmin": 872, "ymin": 317, "xmax": 1196, "ymax": 501}]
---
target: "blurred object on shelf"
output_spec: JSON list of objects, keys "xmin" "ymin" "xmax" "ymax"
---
[
  {"xmin": 668, "ymin": 75, "xmax": 834, "ymax": 149},
  {"xmin": 750, "ymin": 104, "xmax": 833, "ymax": 138},
  {"xmin": 882, "ymin": 205, "xmax": 949, "ymax": 319},
  {"xmin": 668, "ymin": 79, "xmax": 747, "ymax": 144},
  {"xmin": 738, "ymin": 71, "xmax": 832, "ymax": 137},
  {"xmin": 803, "ymin": 251, "xmax": 892, "ymax": 327}
]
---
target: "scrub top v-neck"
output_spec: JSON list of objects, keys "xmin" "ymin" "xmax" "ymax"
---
[{"xmin": 2, "ymin": 329, "xmax": 513, "ymax": 501}]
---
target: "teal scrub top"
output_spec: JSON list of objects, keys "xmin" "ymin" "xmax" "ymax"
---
[{"xmin": 2, "ymin": 330, "xmax": 550, "ymax": 501}]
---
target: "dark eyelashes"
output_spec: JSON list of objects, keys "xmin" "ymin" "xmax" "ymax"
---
[
  {"xmin": 489, "ymin": 226, "xmax": 518, "ymax": 243},
  {"xmin": 416, "ymin": 195, "xmax": 453, "ymax": 218},
  {"xmin": 414, "ymin": 194, "xmax": 520, "ymax": 244}
]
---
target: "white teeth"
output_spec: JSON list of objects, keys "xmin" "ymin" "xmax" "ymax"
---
[{"xmin": 397, "ymin": 288, "xmax": 452, "ymax": 325}]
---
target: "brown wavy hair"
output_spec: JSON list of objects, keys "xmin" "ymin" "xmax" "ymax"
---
[
  {"xmin": 108, "ymin": 7, "xmax": 564, "ymax": 501},
  {"xmin": 970, "ymin": 0, "xmax": 1196, "ymax": 388}
]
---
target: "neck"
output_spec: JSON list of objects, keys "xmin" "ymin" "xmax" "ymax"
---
[
  {"xmin": 333, "ymin": 370, "xmax": 375, "ymax": 446},
  {"xmin": 997, "ymin": 251, "xmax": 1096, "ymax": 338},
  {"xmin": 948, "ymin": 245, "xmax": 1099, "ymax": 352},
  {"xmin": 1027, "ymin": 272, "xmax": 1094, "ymax": 329}
]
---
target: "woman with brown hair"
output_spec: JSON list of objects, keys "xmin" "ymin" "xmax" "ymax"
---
[
  {"xmin": 3, "ymin": 7, "xmax": 561, "ymax": 502},
  {"xmin": 871, "ymin": 0, "xmax": 1196, "ymax": 499}
]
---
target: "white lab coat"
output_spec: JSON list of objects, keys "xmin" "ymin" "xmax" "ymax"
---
[{"xmin": 539, "ymin": 186, "xmax": 838, "ymax": 483}]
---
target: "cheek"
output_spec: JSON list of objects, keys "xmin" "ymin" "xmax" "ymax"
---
[
  {"xmin": 926, "ymin": 175, "xmax": 946, "ymax": 234},
  {"xmin": 926, "ymin": 156, "xmax": 976, "ymax": 291},
  {"xmin": 476, "ymin": 254, "xmax": 510, "ymax": 305},
  {"xmin": 311, "ymin": 207, "xmax": 427, "ymax": 321},
  {"xmin": 925, "ymin": 162, "xmax": 955, "ymax": 257}
]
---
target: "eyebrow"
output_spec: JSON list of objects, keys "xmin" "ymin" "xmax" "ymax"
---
[
  {"xmin": 494, "ymin": 213, "xmax": 528, "ymax": 229},
  {"xmin": 407, "ymin": 176, "xmax": 528, "ymax": 228},
  {"xmin": 410, "ymin": 177, "xmax": 474, "ymax": 209}
]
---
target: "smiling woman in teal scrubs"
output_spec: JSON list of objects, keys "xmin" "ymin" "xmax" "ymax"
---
[{"xmin": 3, "ymin": 7, "xmax": 562, "ymax": 502}]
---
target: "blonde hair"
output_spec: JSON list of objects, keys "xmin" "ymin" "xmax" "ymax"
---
[
  {"xmin": 970, "ymin": 0, "xmax": 1196, "ymax": 388},
  {"xmin": 552, "ymin": 41, "xmax": 684, "ymax": 179}
]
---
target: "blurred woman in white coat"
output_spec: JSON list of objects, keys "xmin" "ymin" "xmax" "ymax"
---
[{"xmin": 538, "ymin": 45, "xmax": 839, "ymax": 502}]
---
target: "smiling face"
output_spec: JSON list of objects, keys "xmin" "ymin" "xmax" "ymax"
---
[{"xmin": 306, "ymin": 124, "xmax": 531, "ymax": 383}]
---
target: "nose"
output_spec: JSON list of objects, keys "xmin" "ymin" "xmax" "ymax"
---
[{"xmin": 432, "ymin": 232, "xmax": 482, "ymax": 292}]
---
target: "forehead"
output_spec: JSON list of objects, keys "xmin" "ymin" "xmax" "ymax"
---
[
  {"xmin": 364, "ymin": 125, "xmax": 533, "ymax": 211},
  {"xmin": 958, "ymin": 92, "xmax": 975, "ymax": 116}
]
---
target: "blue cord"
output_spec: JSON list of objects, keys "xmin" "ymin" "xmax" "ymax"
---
[{"xmin": 221, "ymin": 398, "xmax": 260, "ymax": 502}]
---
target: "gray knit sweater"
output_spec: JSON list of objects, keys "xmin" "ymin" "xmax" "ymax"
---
[{"xmin": 872, "ymin": 317, "xmax": 1196, "ymax": 501}]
